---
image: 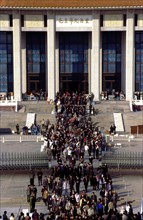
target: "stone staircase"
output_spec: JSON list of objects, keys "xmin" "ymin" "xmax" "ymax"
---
[
  {"xmin": 93, "ymin": 100, "xmax": 130, "ymax": 113},
  {"xmin": 0, "ymin": 100, "xmax": 142, "ymax": 134},
  {"xmin": 0, "ymin": 101, "xmax": 56, "ymax": 132},
  {"xmin": 0, "ymin": 112, "xmax": 56, "ymax": 133},
  {"xmin": 123, "ymin": 111, "xmax": 143, "ymax": 132},
  {"xmin": 91, "ymin": 101, "xmax": 142, "ymax": 133},
  {"xmin": 19, "ymin": 101, "xmax": 54, "ymax": 114}
]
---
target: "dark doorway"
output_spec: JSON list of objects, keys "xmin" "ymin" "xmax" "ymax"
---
[
  {"xmin": 26, "ymin": 32, "xmax": 46, "ymax": 93},
  {"xmin": 102, "ymin": 32, "xmax": 121, "ymax": 93},
  {"xmin": 59, "ymin": 32, "xmax": 88, "ymax": 93}
]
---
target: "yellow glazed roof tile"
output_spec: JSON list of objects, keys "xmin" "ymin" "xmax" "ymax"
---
[{"xmin": 0, "ymin": 0, "xmax": 143, "ymax": 9}]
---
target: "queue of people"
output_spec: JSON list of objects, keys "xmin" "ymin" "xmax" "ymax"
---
[
  {"xmin": 28, "ymin": 92, "xmax": 142, "ymax": 219},
  {"xmin": 39, "ymin": 165, "xmax": 119, "ymax": 219},
  {"xmin": 2, "ymin": 92, "xmax": 142, "ymax": 220}
]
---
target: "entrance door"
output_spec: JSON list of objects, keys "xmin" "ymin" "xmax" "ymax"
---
[
  {"xmin": 29, "ymin": 81, "xmax": 40, "ymax": 92},
  {"xmin": 103, "ymin": 73, "xmax": 121, "ymax": 93},
  {"xmin": 27, "ymin": 74, "xmax": 40, "ymax": 92},
  {"xmin": 102, "ymin": 32, "xmax": 122, "ymax": 93},
  {"xmin": 62, "ymin": 81, "xmax": 79, "ymax": 93},
  {"xmin": 59, "ymin": 32, "xmax": 88, "ymax": 94},
  {"xmin": 26, "ymin": 32, "xmax": 46, "ymax": 93},
  {"xmin": 68, "ymin": 81, "xmax": 79, "ymax": 93},
  {"xmin": 60, "ymin": 73, "xmax": 88, "ymax": 93},
  {"xmin": 105, "ymin": 81, "xmax": 115, "ymax": 92}
]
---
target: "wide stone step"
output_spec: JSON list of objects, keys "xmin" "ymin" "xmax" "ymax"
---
[
  {"xmin": 94, "ymin": 104, "xmax": 130, "ymax": 113},
  {"xmin": 0, "ymin": 112, "xmax": 56, "ymax": 132},
  {"xmin": 19, "ymin": 101, "xmax": 54, "ymax": 114}
]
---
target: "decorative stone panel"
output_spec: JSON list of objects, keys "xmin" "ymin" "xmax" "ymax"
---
[
  {"xmin": 138, "ymin": 14, "xmax": 143, "ymax": 26},
  {"xmin": 0, "ymin": 14, "xmax": 9, "ymax": 27},
  {"xmin": 25, "ymin": 15, "xmax": 44, "ymax": 28},
  {"xmin": 104, "ymin": 14, "xmax": 123, "ymax": 27}
]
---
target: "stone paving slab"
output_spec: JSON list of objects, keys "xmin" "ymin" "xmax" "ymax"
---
[
  {"xmin": 0, "ymin": 137, "xmax": 143, "ymax": 217},
  {"xmin": 0, "ymin": 170, "xmax": 143, "ymax": 217}
]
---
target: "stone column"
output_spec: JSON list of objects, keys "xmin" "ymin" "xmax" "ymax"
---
[
  {"xmin": 126, "ymin": 10, "xmax": 135, "ymax": 101},
  {"xmin": 47, "ymin": 11, "xmax": 55, "ymax": 101},
  {"xmin": 55, "ymin": 32, "xmax": 59, "ymax": 93},
  {"xmin": 91, "ymin": 11, "xmax": 100, "ymax": 101},
  {"xmin": 121, "ymin": 32, "xmax": 126, "ymax": 93},
  {"xmin": 13, "ymin": 12, "xmax": 22, "ymax": 101},
  {"xmin": 21, "ymin": 32, "xmax": 27, "ymax": 94},
  {"xmin": 88, "ymin": 33, "xmax": 91, "ymax": 93}
]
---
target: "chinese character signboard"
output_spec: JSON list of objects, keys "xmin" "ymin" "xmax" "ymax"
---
[{"xmin": 56, "ymin": 15, "xmax": 92, "ymax": 30}]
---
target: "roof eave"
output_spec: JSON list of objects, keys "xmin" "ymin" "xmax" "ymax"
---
[{"xmin": 0, "ymin": 6, "xmax": 143, "ymax": 10}]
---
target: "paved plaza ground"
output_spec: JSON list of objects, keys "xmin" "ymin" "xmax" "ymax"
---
[{"xmin": 0, "ymin": 136, "xmax": 143, "ymax": 217}]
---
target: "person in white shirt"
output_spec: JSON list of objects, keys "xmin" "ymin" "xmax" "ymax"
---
[
  {"xmin": 62, "ymin": 179, "xmax": 70, "ymax": 196},
  {"xmin": 75, "ymin": 192, "xmax": 80, "ymax": 203},
  {"xmin": 10, "ymin": 213, "xmax": 15, "ymax": 220}
]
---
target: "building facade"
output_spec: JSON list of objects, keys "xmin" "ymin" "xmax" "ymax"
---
[{"xmin": 0, "ymin": 1, "xmax": 143, "ymax": 101}]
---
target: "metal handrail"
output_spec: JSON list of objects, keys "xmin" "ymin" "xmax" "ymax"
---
[
  {"xmin": 0, "ymin": 135, "xmax": 43, "ymax": 143},
  {"xmin": 102, "ymin": 151, "xmax": 143, "ymax": 169},
  {"xmin": 0, "ymin": 152, "xmax": 49, "ymax": 170}
]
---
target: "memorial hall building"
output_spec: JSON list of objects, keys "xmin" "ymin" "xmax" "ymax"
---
[{"xmin": 0, "ymin": 0, "xmax": 143, "ymax": 101}]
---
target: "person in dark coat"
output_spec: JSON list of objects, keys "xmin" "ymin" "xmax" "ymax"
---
[
  {"xmin": 37, "ymin": 169, "xmax": 43, "ymax": 186},
  {"xmin": 75, "ymin": 176, "xmax": 80, "ymax": 194},
  {"xmin": 83, "ymin": 175, "xmax": 89, "ymax": 192},
  {"xmin": 29, "ymin": 192, "xmax": 36, "ymax": 213},
  {"xmin": 32, "ymin": 209, "xmax": 39, "ymax": 220},
  {"xmin": 97, "ymin": 198, "xmax": 104, "ymax": 216},
  {"xmin": 16, "ymin": 124, "xmax": 20, "ymax": 134},
  {"xmin": 2, "ymin": 211, "xmax": 8, "ymax": 220},
  {"xmin": 92, "ymin": 174, "xmax": 98, "ymax": 190}
]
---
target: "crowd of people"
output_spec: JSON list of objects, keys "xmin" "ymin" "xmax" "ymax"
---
[
  {"xmin": 100, "ymin": 90, "xmax": 125, "ymax": 101},
  {"xmin": 22, "ymin": 90, "xmax": 48, "ymax": 101},
  {"xmin": 2, "ymin": 92, "xmax": 143, "ymax": 220}
]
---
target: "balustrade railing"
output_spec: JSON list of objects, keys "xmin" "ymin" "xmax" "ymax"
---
[
  {"xmin": 102, "ymin": 151, "xmax": 143, "ymax": 169},
  {"xmin": 0, "ymin": 152, "xmax": 49, "ymax": 170},
  {"xmin": 0, "ymin": 135, "xmax": 43, "ymax": 143},
  {"xmin": 0, "ymin": 99, "xmax": 18, "ymax": 112}
]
